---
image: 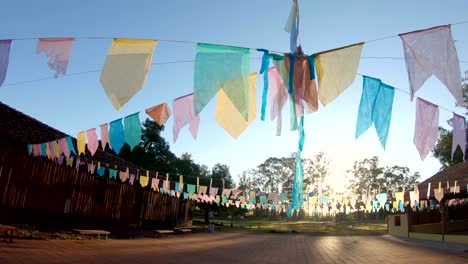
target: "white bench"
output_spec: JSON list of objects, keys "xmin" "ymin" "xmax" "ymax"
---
[
  {"xmin": 72, "ymin": 229, "xmax": 110, "ymax": 240},
  {"xmin": 174, "ymin": 228, "xmax": 192, "ymax": 233},
  {"xmin": 154, "ymin": 230, "xmax": 174, "ymax": 238}
]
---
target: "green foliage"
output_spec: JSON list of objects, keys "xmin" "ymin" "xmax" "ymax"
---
[{"xmin": 348, "ymin": 156, "xmax": 419, "ymax": 197}]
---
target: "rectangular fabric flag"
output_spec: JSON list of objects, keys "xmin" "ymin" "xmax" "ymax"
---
[
  {"xmin": 355, "ymin": 76, "xmax": 395, "ymax": 149},
  {"xmin": 0, "ymin": 40, "xmax": 12, "ymax": 87},
  {"xmin": 399, "ymin": 25, "xmax": 462, "ymax": 104},
  {"xmin": 100, "ymin": 123, "xmax": 111, "ymax": 150},
  {"xmin": 315, "ymin": 43, "xmax": 364, "ymax": 106},
  {"xmin": 173, "ymin": 93, "xmax": 200, "ymax": 143},
  {"xmin": 100, "ymin": 38, "xmax": 158, "ymax": 110},
  {"xmin": 77, "ymin": 131, "xmax": 86, "ymax": 156},
  {"xmin": 110, "ymin": 118, "xmax": 124, "ymax": 154},
  {"xmin": 215, "ymin": 73, "xmax": 257, "ymax": 139},
  {"xmin": 124, "ymin": 112, "xmax": 142, "ymax": 150},
  {"xmin": 86, "ymin": 128, "xmax": 99, "ymax": 156},
  {"xmin": 36, "ymin": 38, "xmax": 74, "ymax": 78},
  {"xmin": 451, "ymin": 113, "xmax": 466, "ymax": 160},
  {"xmin": 194, "ymin": 43, "xmax": 250, "ymax": 118},
  {"xmin": 414, "ymin": 98, "xmax": 439, "ymax": 160}
]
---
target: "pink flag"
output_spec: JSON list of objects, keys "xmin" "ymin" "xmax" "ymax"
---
[
  {"xmin": 86, "ymin": 128, "xmax": 99, "ymax": 156},
  {"xmin": 58, "ymin": 137, "xmax": 70, "ymax": 158},
  {"xmin": 173, "ymin": 93, "xmax": 200, "ymax": 143},
  {"xmin": 400, "ymin": 25, "xmax": 462, "ymax": 104},
  {"xmin": 268, "ymin": 67, "xmax": 288, "ymax": 121},
  {"xmin": 414, "ymin": 98, "xmax": 439, "ymax": 160},
  {"xmin": 151, "ymin": 178, "xmax": 159, "ymax": 191},
  {"xmin": 145, "ymin": 103, "xmax": 172, "ymax": 126},
  {"xmin": 451, "ymin": 113, "xmax": 466, "ymax": 160},
  {"xmin": 36, "ymin": 38, "xmax": 74, "ymax": 78},
  {"xmin": 232, "ymin": 189, "xmax": 243, "ymax": 197},
  {"xmin": 210, "ymin": 187, "xmax": 219, "ymax": 196},
  {"xmin": 100, "ymin": 123, "xmax": 112, "ymax": 150}
]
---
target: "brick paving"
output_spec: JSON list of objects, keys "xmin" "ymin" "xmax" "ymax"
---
[{"xmin": 0, "ymin": 233, "xmax": 467, "ymax": 264}]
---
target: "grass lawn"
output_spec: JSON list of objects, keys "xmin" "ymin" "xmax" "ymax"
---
[{"xmin": 197, "ymin": 218, "xmax": 387, "ymax": 236}]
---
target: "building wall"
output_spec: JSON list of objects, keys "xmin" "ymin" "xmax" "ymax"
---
[{"xmin": 387, "ymin": 214, "xmax": 409, "ymax": 237}]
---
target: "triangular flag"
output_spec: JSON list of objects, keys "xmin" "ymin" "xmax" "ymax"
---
[
  {"xmin": 100, "ymin": 38, "xmax": 158, "ymax": 110},
  {"xmin": 145, "ymin": 103, "xmax": 171, "ymax": 126}
]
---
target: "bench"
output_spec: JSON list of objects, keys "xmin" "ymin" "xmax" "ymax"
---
[
  {"xmin": 174, "ymin": 228, "xmax": 192, "ymax": 233},
  {"xmin": 72, "ymin": 229, "xmax": 110, "ymax": 240},
  {"xmin": 0, "ymin": 225, "xmax": 17, "ymax": 243},
  {"xmin": 153, "ymin": 230, "xmax": 174, "ymax": 238}
]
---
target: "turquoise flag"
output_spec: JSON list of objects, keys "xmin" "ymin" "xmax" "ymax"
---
[
  {"xmin": 291, "ymin": 115, "xmax": 304, "ymax": 212},
  {"xmin": 97, "ymin": 167, "xmax": 106, "ymax": 176},
  {"xmin": 187, "ymin": 184, "xmax": 196, "ymax": 195},
  {"xmin": 109, "ymin": 169, "xmax": 118, "ymax": 180},
  {"xmin": 194, "ymin": 43, "xmax": 250, "ymax": 119},
  {"xmin": 110, "ymin": 119, "xmax": 124, "ymax": 154},
  {"xmin": 66, "ymin": 136, "xmax": 76, "ymax": 155},
  {"xmin": 258, "ymin": 49, "xmax": 270, "ymax": 121},
  {"xmin": 124, "ymin": 112, "xmax": 141, "ymax": 150},
  {"xmin": 260, "ymin": 195, "xmax": 267, "ymax": 205},
  {"xmin": 356, "ymin": 76, "xmax": 395, "ymax": 149}
]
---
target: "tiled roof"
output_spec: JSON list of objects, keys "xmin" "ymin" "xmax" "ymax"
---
[
  {"xmin": 0, "ymin": 101, "xmax": 148, "ymax": 174},
  {"xmin": 0, "ymin": 101, "xmax": 67, "ymax": 144}
]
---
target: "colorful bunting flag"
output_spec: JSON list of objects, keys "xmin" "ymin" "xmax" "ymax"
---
[
  {"xmin": 109, "ymin": 169, "xmax": 118, "ymax": 180},
  {"xmin": 355, "ymin": 76, "xmax": 395, "ymax": 149},
  {"xmin": 139, "ymin": 174, "xmax": 149, "ymax": 187},
  {"xmin": 119, "ymin": 168, "xmax": 129, "ymax": 182},
  {"xmin": 284, "ymin": 0, "xmax": 299, "ymax": 53},
  {"xmin": 58, "ymin": 137, "xmax": 70, "ymax": 158},
  {"xmin": 315, "ymin": 43, "xmax": 364, "ymax": 106},
  {"xmin": 215, "ymin": 73, "xmax": 257, "ymax": 139},
  {"xmin": 268, "ymin": 65, "xmax": 288, "ymax": 136},
  {"xmin": 258, "ymin": 49, "xmax": 270, "ymax": 121},
  {"xmin": 414, "ymin": 98, "xmax": 439, "ymax": 160},
  {"xmin": 194, "ymin": 43, "xmax": 250, "ymax": 118},
  {"xmin": 36, "ymin": 38, "xmax": 74, "ymax": 78},
  {"xmin": 110, "ymin": 118, "xmax": 124, "ymax": 154},
  {"xmin": 399, "ymin": 25, "xmax": 462, "ymax": 104},
  {"xmin": 0, "ymin": 40, "xmax": 12, "ymax": 87},
  {"xmin": 451, "ymin": 113, "xmax": 466, "ymax": 160},
  {"xmin": 100, "ymin": 38, "xmax": 158, "ymax": 110},
  {"xmin": 77, "ymin": 131, "xmax": 86, "ymax": 156},
  {"xmin": 100, "ymin": 123, "xmax": 112, "ymax": 150},
  {"xmin": 86, "ymin": 128, "xmax": 99, "ymax": 156},
  {"xmin": 66, "ymin": 136, "xmax": 77, "ymax": 155},
  {"xmin": 124, "ymin": 113, "xmax": 141, "ymax": 150},
  {"xmin": 145, "ymin": 103, "xmax": 171, "ymax": 126},
  {"xmin": 173, "ymin": 93, "xmax": 200, "ymax": 143}
]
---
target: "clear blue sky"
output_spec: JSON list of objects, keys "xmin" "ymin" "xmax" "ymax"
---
[{"xmin": 1, "ymin": 0, "xmax": 467, "ymax": 188}]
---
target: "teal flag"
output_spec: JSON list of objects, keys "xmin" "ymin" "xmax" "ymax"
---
[
  {"xmin": 109, "ymin": 169, "xmax": 117, "ymax": 180},
  {"xmin": 291, "ymin": 115, "xmax": 305, "ymax": 213},
  {"xmin": 110, "ymin": 119, "xmax": 124, "ymax": 154},
  {"xmin": 124, "ymin": 112, "xmax": 141, "ymax": 150},
  {"xmin": 183, "ymin": 192, "xmax": 188, "ymax": 200},
  {"xmin": 258, "ymin": 49, "xmax": 269, "ymax": 121},
  {"xmin": 356, "ymin": 76, "xmax": 395, "ymax": 149},
  {"xmin": 187, "ymin": 184, "xmax": 196, "ymax": 195},
  {"xmin": 97, "ymin": 167, "xmax": 106, "ymax": 176},
  {"xmin": 279, "ymin": 192, "xmax": 287, "ymax": 202},
  {"xmin": 66, "ymin": 136, "xmax": 76, "ymax": 155},
  {"xmin": 260, "ymin": 195, "xmax": 267, "ymax": 205},
  {"xmin": 194, "ymin": 43, "xmax": 250, "ymax": 119}
]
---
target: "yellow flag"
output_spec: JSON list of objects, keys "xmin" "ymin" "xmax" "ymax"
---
[
  {"xmin": 215, "ymin": 73, "xmax": 257, "ymax": 139},
  {"xmin": 53, "ymin": 140, "xmax": 61, "ymax": 158},
  {"xmin": 100, "ymin": 38, "xmax": 158, "ymax": 110},
  {"xmin": 77, "ymin": 131, "xmax": 86, "ymax": 155},
  {"xmin": 315, "ymin": 43, "xmax": 364, "ymax": 106},
  {"xmin": 139, "ymin": 175, "xmax": 149, "ymax": 187}
]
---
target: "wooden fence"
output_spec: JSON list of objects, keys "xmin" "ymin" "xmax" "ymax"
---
[{"xmin": 0, "ymin": 141, "xmax": 192, "ymax": 229}]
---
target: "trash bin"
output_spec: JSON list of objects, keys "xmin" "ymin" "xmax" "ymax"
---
[{"xmin": 208, "ymin": 223, "xmax": 215, "ymax": 233}]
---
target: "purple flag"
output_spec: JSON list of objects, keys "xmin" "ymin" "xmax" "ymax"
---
[
  {"xmin": 413, "ymin": 98, "xmax": 439, "ymax": 160},
  {"xmin": 173, "ymin": 93, "xmax": 200, "ymax": 143},
  {"xmin": 0, "ymin": 40, "xmax": 12, "ymax": 86},
  {"xmin": 451, "ymin": 113, "xmax": 466, "ymax": 160}
]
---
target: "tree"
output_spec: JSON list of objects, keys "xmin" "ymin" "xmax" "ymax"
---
[
  {"xmin": 210, "ymin": 163, "xmax": 234, "ymax": 188},
  {"xmin": 432, "ymin": 70, "xmax": 468, "ymax": 169},
  {"xmin": 303, "ymin": 152, "xmax": 331, "ymax": 196},
  {"xmin": 348, "ymin": 156, "xmax": 419, "ymax": 198}
]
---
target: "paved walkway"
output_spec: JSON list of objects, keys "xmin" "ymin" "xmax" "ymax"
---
[{"xmin": 0, "ymin": 233, "xmax": 467, "ymax": 264}]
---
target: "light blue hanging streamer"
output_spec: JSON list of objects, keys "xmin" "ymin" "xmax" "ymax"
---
[
  {"xmin": 290, "ymin": 115, "xmax": 304, "ymax": 214},
  {"xmin": 66, "ymin": 136, "xmax": 76, "ymax": 155},
  {"xmin": 175, "ymin": 182, "xmax": 179, "ymax": 193},
  {"xmin": 110, "ymin": 118, "xmax": 124, "ymax": 154},
  {"xmin": 288, "ymin": 53, "xmax": 298, "ymax": 131},
  {"xmin": 356, "ymin": 76, "xmax": 395, "ymax": 149},
  {"xmin": 257, "ymin": 49, "xmax": 270, "ymax": 121},
  {"xmin": 41, "ymin": 143, "xmax": 47, "ymax": 157},
  {"xmin": 183, "ymin": 192, "xmax": 188, "ymax": 200}
]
